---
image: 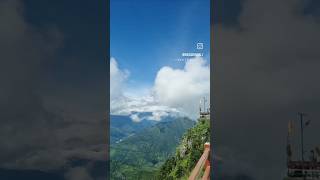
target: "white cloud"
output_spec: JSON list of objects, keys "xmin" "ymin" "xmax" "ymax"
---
[
  {"xmin": 110, "ymin": 57, "xmax": 129, "ymax": 101},
  {"xmin": 110, "ymin": 57, "xmax": 210, "ymax": 120},
  {"xmin": 154, "ymin": 57, "xmax": 210, "ymax": 119},
  {"xmin": 111, "ymin": 92, "xmax": 180, "ymax": 121},
  {"xmin": 130, "ymin": 114, "xmax": 140, "ymax": 122}
]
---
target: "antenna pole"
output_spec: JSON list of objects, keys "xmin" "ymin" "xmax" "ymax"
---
[{"xmin": 299, "ymin": 112, "xmax": 305, "ymax": 162}]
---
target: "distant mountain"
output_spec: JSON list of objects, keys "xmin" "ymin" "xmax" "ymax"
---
[
  {"xmin": 110, "ymin": 117, "xmax": 195, "ymax": 180},
  {"xmin": 110, "ymin": 115, "xmax": 157, "ymax": 144}
]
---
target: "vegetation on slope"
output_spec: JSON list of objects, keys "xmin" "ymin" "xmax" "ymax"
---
[{"xmin": 157, "ymin": 117, "xmax": 210, "ymax": 180}]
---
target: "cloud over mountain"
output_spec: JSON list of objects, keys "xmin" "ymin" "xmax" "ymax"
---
[
  {"xmin": 154, "ymin": 57, "xmax": 210, "ymax": 118},
  {"xmin": 110, "ymin": 57, "xmax": 210, "ymax": 120}
]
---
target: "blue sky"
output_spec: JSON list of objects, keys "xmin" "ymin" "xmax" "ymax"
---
[{"xmin": 111, "ymin": 0, "xmax": 210, "ymax": 91}]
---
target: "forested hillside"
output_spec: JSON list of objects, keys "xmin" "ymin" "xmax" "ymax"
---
[{"xmin": 157, "ymin": 117, "xmax": 210, "ymax": 179}]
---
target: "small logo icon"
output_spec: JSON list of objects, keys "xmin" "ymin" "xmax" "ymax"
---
[{"xmin": 197, "ymin": 43, "xmax": 204, "ymax": 50}]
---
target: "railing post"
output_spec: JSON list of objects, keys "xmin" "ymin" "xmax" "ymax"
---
[
  {"xmin": 203, "ymin": 143, "xmax": 210, "ymax": 180},
  {"xmin": 204, "ymin": 142, "xmax": 210, "ymax": 169},
  {"xmin": 189, "ymin": 142, "xmax": 211, "ymax": 180}
]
